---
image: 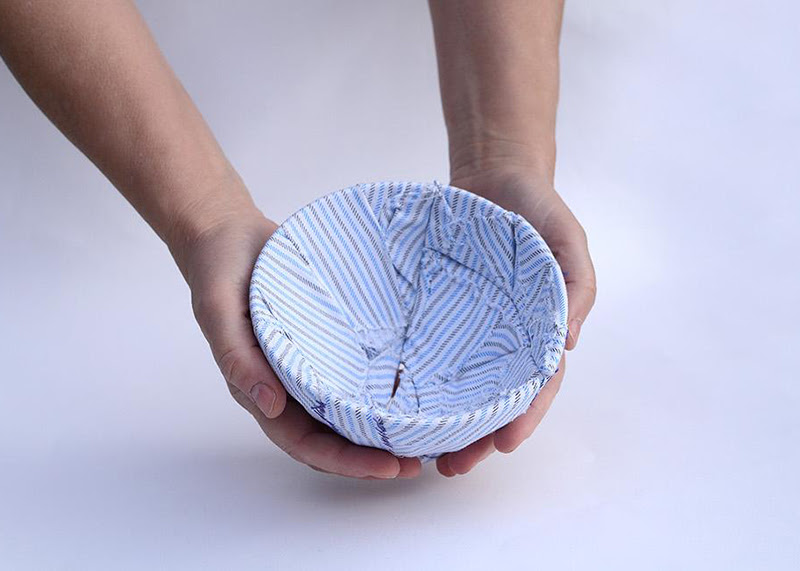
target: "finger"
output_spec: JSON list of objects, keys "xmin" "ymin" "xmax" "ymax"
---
[
  {"xmin": 559, "ymin": 234, "xmax": 596, "ymax": 350},
  {"xmin": 220, "ymin": 345, "xmax": 287, "ymax": 419},
  {"xmin": 194, "ymin": 286, "xmax": 287, "ymax": 419},
  {"xmin": 441, "ymin": 433, "xmax": 496, "ymax": 475},
  {"xmin": 436, "ymin": 454, "xmax": 457, "ymax": 477},
  {"xmin": 293, "ymin": 432, "xmax": 402, "ymax": 479},
  {"xmin": 309, "ymin": 464, "xmax": 384, "ymax": 480},
  {"xmin": 494, "ymin": 355, "xmax": 566, "ymax": 453},
  {"xmin": 565, "ymin": 277, "xmax": 596, "ymax": 350},
  {"xmin": 397, "ymin": 456, "xmax": 423, "ymax": 479},
  {"xmin": 252, "ymin": 398, "xmax": 402, "ymax": 479},
  {"xmin": 234, "ymin": 387, "xmax": 408, "ymax": 480}
]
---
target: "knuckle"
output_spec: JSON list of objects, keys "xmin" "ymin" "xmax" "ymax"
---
[
  {"xmin": 217, "ymin": 346, "xmax": 244, "ymax": 387},
  {"xmin": 226, "ymin": 381, "xmax": 259, "ymax": 415}
]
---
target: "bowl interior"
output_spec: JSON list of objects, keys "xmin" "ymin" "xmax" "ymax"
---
[{"xmin": 250, "ymin": 181, "xmax": 567, "ymax": 420}]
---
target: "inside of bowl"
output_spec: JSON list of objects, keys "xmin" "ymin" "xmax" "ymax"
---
[{"xmin": 251, "ymin": 181, "xmax": 567, "ymax": 419}]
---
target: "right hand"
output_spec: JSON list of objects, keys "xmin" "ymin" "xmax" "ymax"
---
[{"xmin": 171, "ymin": 198, "xmax": 422, "ymax": 480}]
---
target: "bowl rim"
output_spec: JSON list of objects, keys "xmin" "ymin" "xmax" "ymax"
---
[{"xmin": 248, "ymin": 179, "xmax": 569, "ymax": 427}]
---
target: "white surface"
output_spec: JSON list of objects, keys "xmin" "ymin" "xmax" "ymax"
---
[{"xmin": 1, "ymin": 1, "xmax": 798, "ymax": 569}]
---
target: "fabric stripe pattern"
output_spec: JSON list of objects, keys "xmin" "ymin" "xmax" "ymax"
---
[{"xmin": 249, "ymin": 181, "xmax": 568, "ymax": 462}]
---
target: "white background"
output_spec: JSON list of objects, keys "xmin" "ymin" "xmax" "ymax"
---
[{"xmin": 1, "ymin": 1, "xmax": 798, "ymax": 569}]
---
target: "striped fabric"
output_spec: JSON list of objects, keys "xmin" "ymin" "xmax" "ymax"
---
[{"xmin": 249, "ymin": 181, "xmax": 568, "ymax": 462}]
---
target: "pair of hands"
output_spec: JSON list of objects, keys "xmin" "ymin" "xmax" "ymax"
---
[{"xmin": 178, "ymin": 169, "xmax": 596, "ymax": 479}]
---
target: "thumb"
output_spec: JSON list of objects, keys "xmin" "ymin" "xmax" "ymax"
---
[
  {"xmin": 559, "ymin": 231, "xmax": 597, "ymax": 351},
  {"xmin": 565, "ymin": 278, "xmax": 596, "ymax": 350},
  {"xmin": 193, "ymin": 284, "xmax": 287, "ymax": 419}
]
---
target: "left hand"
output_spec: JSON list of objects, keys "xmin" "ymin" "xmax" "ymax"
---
[{"xmin": 435, "ymin": 168, "xmax": 597, "ymax": 477}]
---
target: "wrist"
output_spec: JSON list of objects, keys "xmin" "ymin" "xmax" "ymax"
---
[
  {"xmin": 156, "ymin": 166, "xmax": 263, "ymax": 280},
  {"xmin": 448, "ymin": 136, "xmax": 556, "ymax": 189},
  {"xmin": 447, "ymin": 142, "xmax": 560, "ymax": 215}
]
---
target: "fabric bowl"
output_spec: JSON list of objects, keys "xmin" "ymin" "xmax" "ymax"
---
[{"xmin": 249, "ymin": 180, "xmax": 568, "ymax": 462}]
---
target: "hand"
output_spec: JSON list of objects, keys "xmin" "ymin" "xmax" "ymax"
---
[
  {"xmin": 435, "ymin": 168, "xmax": 597, "ymax": 477},
  {"xmin": 171, "ymin": 199, "xmax": 422, "ymax": 479}
]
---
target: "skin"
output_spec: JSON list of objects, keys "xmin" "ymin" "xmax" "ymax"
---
[
  {"xmin": 430, "ymin": 0, "xmax": 596, "ymax": 476},
  {"xmin": 0, "ymin": 0, "xmax": 595, "ymax": 479}
]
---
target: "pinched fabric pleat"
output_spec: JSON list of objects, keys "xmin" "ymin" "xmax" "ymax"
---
[{"xmin": 250, "ymin": 180, "xmax": 568, "ymax": 461}]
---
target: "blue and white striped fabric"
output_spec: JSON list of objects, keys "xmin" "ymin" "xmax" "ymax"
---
[{"xmin": 249, "ymin": 181, "xmax": 568, "ymax": 462}]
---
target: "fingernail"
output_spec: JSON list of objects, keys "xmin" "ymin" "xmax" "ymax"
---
[
  {"xmin": 251, "ymin": 383, "xmax": 277, "ymax": 417},
  {"xmin": 376, "ymin": 470, "xmax": 399, "ymax": 480}
]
